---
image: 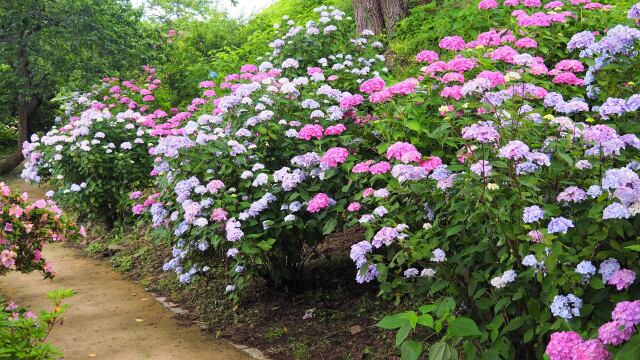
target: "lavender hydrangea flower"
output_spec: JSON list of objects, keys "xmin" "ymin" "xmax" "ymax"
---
[
  {"xmin": 550, "ymin": 294, "xmax": 582, "ymax": 319},
  {"xmin": 576, "ymin": 260, "xmax": 596, "ymax": 281},
  {"xmin": 567, "ymin": 31, "xmax": 595, "ymax": 51},
  {"xmin": 547, "ymin": 217, "xmax": 574, "ymax": 234},
  {"xmin": 599, "ymin": 258, "xmax": 621, "ymax": 282},
  {"xmin": 431, "ymin": 248, "xmax": 446, "ymax": 262},
  {"xmin": 603, "ymin": 203, "xmax": 632, "ymax": 220},
  {"xmin": 523, "ymin": 205, "xmax": 545, "ymax": 223}
]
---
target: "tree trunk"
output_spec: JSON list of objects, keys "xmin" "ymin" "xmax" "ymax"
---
[
  {"xmin": 380, "ymin": 0, "xmax": 408, "ymax": 34},
  {"xmin": 0, "ymin": 97, "xmax": 39, "ymax": 175},
  {"xmin": 353, "ymin": 0, "xmax": 386, "ymax": 35}
]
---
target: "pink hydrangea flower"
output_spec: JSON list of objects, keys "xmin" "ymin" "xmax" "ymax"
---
[
  {"xmin": 324, "ymin": 124, "xmax": 347, "ymax": 136},
  {"xmin": 298, "ymin": 124, "xmax": 324, "ymax": 140},
  {"xmin": 415, "ymin": 50, "xmax": 439, "ymax": 63},
  {"xmin": 388, "ymin": 79, "xmax": 418, "ymax": 95},
  {"xmin": 369, "ymin": 161, "xmax": 391, "ymax": 174},
  {"xmin": 320, "ymin": 147, "xmax": 349, "ymax": 168},
  {"xmin": 573, "ymin": 340, "xmax": 610, "ymax": 360},
  {"xmin": 607, "ymin": 269, "xmax": 636, "ymax": 290},
  {"xmin": 386, "ymin": 142, "xmax": 419, "ymax": 161},
  {"xmin": 363, "ymin": 188, "xmax": 375, "ymax": 197},
  {"xmin": 352, "ymin": 160, "xmax": 373, "ymax": 173},
  {"xmin": 211, "ymin": 208, "xmax": 228, "ymax": 222},
  {"xmin": 553, "ymin": 72, "xmax": 584, "ymax": 86},
  {"xmin": 598, "ymin": 320, "xmax": 634, "ymax": 345},
  {"xmin": 440, "ymin": 85, "xmax": 463, "ymax": 100},
  {"xmin": 360, "ymin": 78, "xmax": 386, "ymax": 94},
  {"xmin": 369, "ymin": 89, "xmax": 394, "ymax": 103},
  {"xmin": 554, "ymin": 60, "xmax": 585, "ymax": 72},
  {"xmin": 307, "ymin": 193, "xmax": 332, "ymax": 213},
  {"xmin": 515, "ymin": 37, "xmax": 538, "ymax": 48},
  {"xmin": 420, "ymin": 156, "xmax": 443, "ymax": 171},
  {"xmin": 347, "ymin": 202, "xmax": 361, "ymax": 212},
  {"xmin": 478, "ymin": 0, "xmax": 498, "ymax": 10},
  {"xmin": 339, "ymin": 94, "xmax": 364, "ymax": 110},
  {"xmin": 206, "ymin": 180, "xmax": 225, "ymax": 194},
  {"xmin": 439, "ymin": 36, "xmax": 466, "ymax": 51},
  {"xmin": 612, "ymin": 301, "xmax": 640, "ymax": 328},
  {"xmin": 545, "ymin": 331, "xmax": 583, "ymax": 360}
]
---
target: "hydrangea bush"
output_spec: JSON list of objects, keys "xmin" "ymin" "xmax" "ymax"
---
[
  {"xmin": 23, "ymin": 0, "xmax": 640, "ymax": 358},
  {"xmin": 348, "ymin": 1, "xmax": 640, "ymax": 358},
  {"xmin": 22, "ymin": 66, "xmax": 169, "ymax": 226},
  {"xmin": 0, "ymin": 182, "xmax": 81, "ymax": 278},
  {"xmin": 132, "ymin": 6, "xmax": 388, "ymax": 292}
]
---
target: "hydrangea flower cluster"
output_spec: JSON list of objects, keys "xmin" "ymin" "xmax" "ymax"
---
[{"xmin": 0, "ymin": 182, "xmax": 82, "ymax": 277}]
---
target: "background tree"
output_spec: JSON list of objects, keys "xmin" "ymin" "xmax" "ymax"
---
[
  {"xmin": 0, "ymin": 0, "xmax": 155, "ymax": 174},
  {"xmin": 353, "ymin": 0, "xmax": 408, "ymax": 35}
]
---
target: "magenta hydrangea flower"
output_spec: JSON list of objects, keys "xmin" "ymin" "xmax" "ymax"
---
[
  {"xmin": 320, "ymin": 147, "xmax": 349, "ymax": 168},
  {"xmin": 415, "ymin": 50, "xmax": 439, "ymax": 63},
  {"xmin": 545, "ymin": 331, "xmax": 583, "ymax": 360},
  {"xmin": 307, "ymin": 193, "xmax": 333, "ymax": 213},
  {"xmin": 478, "ymin": 0, "xmax": 498, "ymax": 10},
  {"xmin": 298, "ymin": 124, "xmax": 324, "ymax": 140},
  {"xmin": 439, "ymin": 36, "xmax": 466, "ymax": 51},
  {"xmin": 347, "ymin": 202, "xmax": 361, "ymax": 212},
  {"xmin": 386, "ymin": 142, "xmax": 419, "ymax": 161},
  {"xmin": 598, "ymin": 320, "xmax": 634, "ymax": 345},
  {"xmin": 612, "ymin": 300, "xmax": 640, "ymax": 328},
  {"xmin": 359, "ymin": 78, "xmax": 386, "ymax": 94},
  {"xmin": 369, "ymin": 161, "xmax": 391, "ymax": 174},
  {"xmin": 607, "ymin": 269, "xmax": 636, "ymax": 290},
  {"xmin": 572, "ymin": 339, "xmax": 611, "ymax": 360},
  {"xmin": 339, "ymin": 94, "xmax": 364, "ymax": 110}
]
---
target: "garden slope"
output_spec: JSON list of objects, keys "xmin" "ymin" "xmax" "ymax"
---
[{"xmin": 0, "ymin": 242, "xmax": 250, "ymax": 359}]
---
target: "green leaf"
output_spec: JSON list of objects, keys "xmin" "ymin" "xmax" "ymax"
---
[
  {"xmin": 401, "ymin": 340, "xmax": 423, "ymax": 360},
  {"xmin": 322, "ymin": 217, "xmax": 337, "ymax": 235},
  {"xmin": 417, "ymin": 314, "xmax": 434, "ymax": 328},
  {"xmin": 625, "ymin": 245, "xmax": 640, "ymax": 252},
  {"xmin": 396, "ymin": 321, "xmax": 412, "ymax": 346},
  {"xmin": 615, "ymin": 334, "xmax": 640, "ymax": 360},
  {"xmin": 377, "ymin": 314, "xmax": 404, "ymax": 330},
  {"xmin": 502, "ymin": 316, "xmax": 525, "ymax": 334},
  {"xmin": 429, "ymin": 341, "xmax": 458, "ymax": 360},
  {"xmin": 406, "ymin": 120, "xmax": 421, "ymax": 132},
  {"xmin": 448, "ymin": 317, "xmax": 483, "ymax": 337},
  {"xmin": 445, "ymin": 225, "xmax": 464, "ymax": 237}
]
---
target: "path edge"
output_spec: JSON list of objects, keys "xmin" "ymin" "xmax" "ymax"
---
[{"xmin": 149, "ymin": 291, "xmax": 270, "ymax": 360}]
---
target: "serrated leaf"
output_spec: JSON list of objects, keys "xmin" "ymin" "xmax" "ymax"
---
[{"xmin": 429, "ymin": 341, "xmax": 458, "ymax": 360}]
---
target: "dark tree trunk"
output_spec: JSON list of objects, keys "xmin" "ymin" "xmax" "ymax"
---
[
  {"xmin": 0, "ymin": 97, "xmax": 39, "ymax": 175},
  {"xmin": 353, "ymin": 0, "xmax": 408, "ymax": 35},
  {"xmin": 353, "ymin": 0, "xmax": 386, "ymax": 35},
  {"xmin": 380, "ymin": 0, "xmax": 408, "ymax": 34}
]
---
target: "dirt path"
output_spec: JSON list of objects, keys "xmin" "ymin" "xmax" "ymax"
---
[
  {"xmin": 0, "ymin": 244, "xmax": 250, "ymax": 360},
  {"xmin": 0, "ymin": 177, "xmax": 250, "ymax": 360}
]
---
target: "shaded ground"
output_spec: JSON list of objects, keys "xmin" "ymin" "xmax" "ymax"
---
[
  {"xmin": 0, "ymin": 243, "xmax": 250, "ymax": 360},
  {"xmin": 87, "ymin": 226, "xmax": 401, "ymax": 360}
]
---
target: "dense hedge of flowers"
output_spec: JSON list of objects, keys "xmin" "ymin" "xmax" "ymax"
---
[
  {"xmin": 23, "ymin": 0, "xmax": 640, "ymax": 358},
  {"xmin": 0, "ymin": 183, "xmax": 81, "ymax": 278},
  {"xmin": 349, "ymin": 1, "xmax": 640, "ymax": 358},
  {"xmin": 131, "ymin": 6, "xmax": 387, "ymax": 292},
  {"xmin": 21, "ymin": 66, "xmax": 169, "ymax": 226}
]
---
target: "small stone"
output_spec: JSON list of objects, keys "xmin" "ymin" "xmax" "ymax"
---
[{"xmin": 349, "ymin": 325, "xmax": 362, "ymax": 335}]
